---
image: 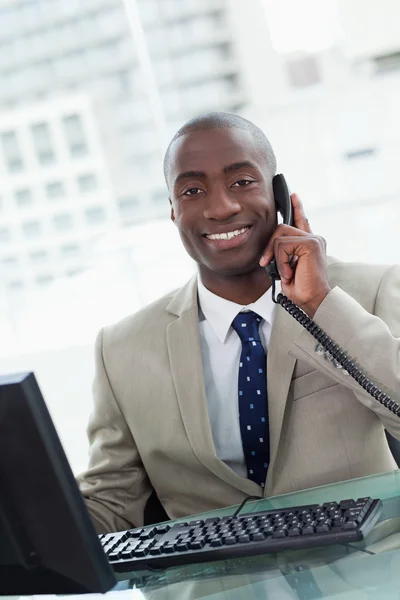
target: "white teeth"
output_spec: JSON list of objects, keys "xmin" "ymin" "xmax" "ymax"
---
[{"xmin": 206, "ymin": 227, "xmax": 249, "ymax": 241}]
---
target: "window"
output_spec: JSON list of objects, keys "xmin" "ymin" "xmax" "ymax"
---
[
  {"xmin": 8, "ymin": 280, "xmax": 24, "ymax": 291},
  {"xmin": 53, "ymin": 213, "xmax": 74, "ymax": 231},
  {"xmin": 66, "ymin": 267, "xmax": 84, "ymax": 277},
  {"xmin": 29, "ymin": 250, "xmax": 48, "ymax": 262},
  {"xmin": 15, "ymin": 188, "xmax": 33, "ymax": 208},
  {"xmin": 31, "ymin": 122, "xmax": 56, "ymax": 165},
  {"xmin": 286, "ymin": 56, "xmax": 321, "ymax": 88},
  {"xmin": 85, "ymin": 206, "xmax": 106, "ymax": 225},
  {"xmin": 46, "ymin": 181, "xmax": 65, "ymax": 199},
  {"xmin": 0, "ymin": 228, "xmax": 10, "ymax": 243},
  {"xmin": 345, "ymin": 148, "xmax": 376, "ymax": 160},
  {"xmin": 117, "ymin": 196, "xmax": 139, "ymax": 217},
  {"xmin": 36, "ymin": 274, "xmax": 54, "ymax": 286},
  {"xmin": 77, "ymin": 173, "xmax": 98, "ymax": 193},
  {"xmin": 1, "ymin": 256, "xmax": 18, "ymax": 268},
  {"xmin": 0, "ymin": 130, "xmax": 24, "ymax": 172},
  {"xmin": 61, "ymin": 243, "xmax": 80, "ymax": 256},
  {"xmin": 22, "ymin": 221, "xmax": 41, "ymax": 239},
  {"xmin": 62, "ymin": 114, "xmax": 88, "ymax": 157}
]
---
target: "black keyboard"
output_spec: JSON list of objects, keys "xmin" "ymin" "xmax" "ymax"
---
[{"xmin": 100, "ymin": 496, "xmax": 381, "ymax": 572}]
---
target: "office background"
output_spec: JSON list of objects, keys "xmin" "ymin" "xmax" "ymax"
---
[{"xmin": 0, "ymin": 0, "xmax": 399, "ymax": 474}]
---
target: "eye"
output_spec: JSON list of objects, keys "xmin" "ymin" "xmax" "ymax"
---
[
  {"xmin": 183, "ymin": 187, "xmax": 203, "ymax": 196},
  {"xmin": 232, "ymin": 179, "xmax": 254, "ymax": 187}
]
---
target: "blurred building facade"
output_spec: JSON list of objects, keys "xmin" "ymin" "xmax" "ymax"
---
[
  {"xmin": 1, "ymin": 0, "xmax": 400, "ymax": 312},
  {"xmin": 0, "ymin": 0, "xmax": 249, "ymax": 291}
]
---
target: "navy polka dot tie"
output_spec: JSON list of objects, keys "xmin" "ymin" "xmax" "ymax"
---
[{"xmin": 232, "ymin": 311, "xmax": 270, "ymax": 488}]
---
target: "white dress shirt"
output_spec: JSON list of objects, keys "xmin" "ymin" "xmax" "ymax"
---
[{"xmin": 197, "ymin": 275, "xmax": 279, "ymax": 478}]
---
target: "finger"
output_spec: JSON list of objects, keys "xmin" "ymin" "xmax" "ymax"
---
[
  {"xmin": 273, "ymin": 239, "xmax": 299, "ymax": 281},
  {"xmin": 292, "ymin": 193, "xmax": 312, "ymax": 233},
  {"xmin": 259, "ymin": 225, "xmax": 308, "ymax": 266}
]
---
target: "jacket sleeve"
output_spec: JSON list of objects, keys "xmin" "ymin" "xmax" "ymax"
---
[
  {"xmin": 77, "ymin": 328, "xmax": 152, "ymax": 533},
  {"xmin": 290, "ymin": 265, "xmax": 400, "ymax": 439}
]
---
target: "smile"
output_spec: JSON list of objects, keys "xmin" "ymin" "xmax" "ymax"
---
[
  {"xmin": 205, "ymin": 226, "xmax": 250, "ymax": 240},
  {"xmin": 203, "ymin": 226, "xmax": 252, "ymax": 250}
]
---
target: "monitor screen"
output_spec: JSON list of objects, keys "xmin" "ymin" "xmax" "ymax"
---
[{"xmin": 0, "ymin": 371, "xmax": 116, "ymax": 594}]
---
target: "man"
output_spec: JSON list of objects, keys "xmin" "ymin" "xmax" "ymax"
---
[{"xmin": 78, "ymin": 112, "xmax": 400, "ymax": 534}]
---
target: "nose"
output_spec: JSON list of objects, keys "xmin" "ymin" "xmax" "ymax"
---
[{"xmin": 203, "ymin": 188, "xmax": 241, "ymax": 221}]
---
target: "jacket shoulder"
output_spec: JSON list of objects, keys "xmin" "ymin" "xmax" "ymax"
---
[
  {"xmin": 102, "ymin": 287, "xmax": 179, "ymax": 348},
  {"xmin": 327, "ymin": 258, "xmax": 393, "ymax": 312}
]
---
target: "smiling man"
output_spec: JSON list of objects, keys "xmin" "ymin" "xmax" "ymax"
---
[{"xmin": 78, "ymin": 113, "xmax": 400, "ymax": 533}]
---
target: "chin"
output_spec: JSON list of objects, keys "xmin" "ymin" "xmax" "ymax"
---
[{"xmin": 209, "ymin": 257, "xmax": 264, "ymax": 278}]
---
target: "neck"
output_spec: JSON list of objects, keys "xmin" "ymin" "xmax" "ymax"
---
[{"xmin": 199, "ymin": 265, "xmax": 272, "ymax": 305}]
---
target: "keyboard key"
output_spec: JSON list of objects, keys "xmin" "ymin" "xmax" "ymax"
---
[
  {"xmin": 179, "ymin": 536, "xmax": 192, "ymax": 544},
  {"xmin": 156, "ymin": 524, "xmax": 171, "ymax": 534},
  {"xmin": 220, "ymin": 517, "xmax": 234, "ymax": 524},
  {"xmin": 224, "ymin": 536, "xmax": 237, "ymax": 545},
  {"xmin": 323, "ymin": 502, "xmax": 338, "ymax": 510},
  {"xmin": 163, "ymin": 543, "xmax": 176, "ymax": 553},
  {"xmin": 128, "ymin": 529, "xmax": 144, "ymax": 538},
  {"xmin": 188, "ymin": 520, "xmax": 205, "ymax": 527},
  {"xmin": 189, "ymin": 539, "xmax": 206, "ymax": 550},
  {"xmin": 204, "ymin": 517, "xmax": 221, "ymax": 526},
  {"xmin": 176, "ymin": 542, "xmax": 190, "ymax": 551},
  {"xmin": 210, "ymin": 538, "xmax": 223, "ymax": 547},
  {"xmin": 288, "ymin": 527, "xmax": 302, "ymax": 537},
  {"xmin": 343, "ymin": 521, "xmax": 358, "ymax": 530},
  {"xmin": 149, "ymin": 547, "xmax": 163, "ymax": 555},
  {"xmin": 339, "ymin": 499, "xmax": 356, "ymax": 510},
  {"xmin": 273, "ymin": 529, "xmax": 287, "ymax": 539},
  {"xmin": 251, "ymin": 532, "xmax": 266, "ymax": 542},
  {"xmin": 192, "ymin": 536, "xmax": 207, "ymax": 544},
  {"xmin": 140, "ymin": 528, "xmax": 157, "ymax": 540},
  {"xmin": 302, "ymin": 525, "xmax": 316, "ymax": 535},
  {"xmin": 260, "ymin": 526, "xmax": 274, "ymax": 536},
  {"xmin": 108, "ymin": 551, "xmax": 121, "ymax": 562},
  {"xmin": 356, "ymin": 497, "xmax": 372, "ymax": 505},
  {"xmin": 219, "ymin": 526, "xmax": 232, "ymax": 534},
  {"xmin": 134, "ymin": 547, "xmax": 150, "ymax": 557},
  {"xmin": 237, "ymin": 535, "xmax": 251, "ymax": 543},
  {"xmin": 173, "ymin": 526, "xmax": 193, "ymax": 537},
  {"xmin": 316, "ymin": 523, "xmax": 331, "ymax": 533},
  {"xmin": 120, "ymin": 550, "xmax": 135, "ymax": 559}
]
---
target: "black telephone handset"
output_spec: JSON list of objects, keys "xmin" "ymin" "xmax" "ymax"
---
[
  {"xmin": 266, "ymin": 174, "xmax": 400, "ymax": 417},
  {"xmin": 265, "ymin": 175, "xmax": 293, "ymax": 282}
]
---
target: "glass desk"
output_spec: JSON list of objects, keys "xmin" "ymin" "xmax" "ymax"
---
[{"xmin": 7, "ymin": 470, "xmax": 400, "ymax": 599}]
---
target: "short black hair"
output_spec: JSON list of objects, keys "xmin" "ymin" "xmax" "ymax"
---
[{"xmin": 163, "ymin": 112, "xmax": 277, "ymax": 185}]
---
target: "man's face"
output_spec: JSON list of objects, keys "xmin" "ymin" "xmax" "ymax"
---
[{"xmin": 168, "ymin": 127, "xmax": 277, "ymax": 278}]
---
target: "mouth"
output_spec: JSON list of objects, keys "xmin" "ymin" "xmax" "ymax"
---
[{"xmin": 202, "ymin": 225, "xmax": 252, "ymax": 249}]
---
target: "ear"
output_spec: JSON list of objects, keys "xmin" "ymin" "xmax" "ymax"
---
[{"xmin": 169, "ymin": 197, "xmax": 175, "ymax": 223}]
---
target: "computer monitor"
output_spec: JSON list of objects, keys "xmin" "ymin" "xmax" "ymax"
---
[{"xmin": 0, "ymin": 371, "xmax": 116, "ymax": 595}]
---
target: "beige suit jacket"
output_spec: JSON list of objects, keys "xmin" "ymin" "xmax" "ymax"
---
[{"xmin": 78, "ymin": 260, "xmax": 400, "ymax": 533}]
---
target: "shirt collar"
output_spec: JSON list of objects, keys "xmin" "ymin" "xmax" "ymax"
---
[{"xmin": 197, "ymin": 274, "xmax": 280, "ymax": 344}]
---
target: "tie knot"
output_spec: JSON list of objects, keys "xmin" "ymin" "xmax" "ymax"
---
[{"xmin": 232, "ymin": 311, "xmax": 262, "ymax": 342}]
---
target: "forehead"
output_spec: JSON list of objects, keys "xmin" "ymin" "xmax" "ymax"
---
[{"xmin": 168, "ymin": 127, "xmax": 266, "ymax": 183}]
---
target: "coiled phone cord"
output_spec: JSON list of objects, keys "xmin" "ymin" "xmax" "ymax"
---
[{"xmin": 271, "ymin": 279, "xmax": 400, "ymax": 417}]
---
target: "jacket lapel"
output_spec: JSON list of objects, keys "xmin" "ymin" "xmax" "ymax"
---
[
  {"xmin": 265, "ymin": 304, "xmax": 304, "ymax": 494},
  {"xmin": 166, "ymin": 277, "xmax": 262, "ymax": 497}
]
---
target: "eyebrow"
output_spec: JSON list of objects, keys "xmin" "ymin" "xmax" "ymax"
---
[
  {"xmin": 223, "ymin": 161, "xmax": 258, "ymax": 173},
  {"xmin": 174, "ymin": 170, "xmax": 206, "ymax": 185},
  {"xmin": 174, "ymin": 161, "xmax": 258, "ymax": 186}
]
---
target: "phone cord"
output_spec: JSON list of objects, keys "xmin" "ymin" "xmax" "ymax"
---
[{"xmin": 271, "ymin": 279, "xmax": 400, "ymax": 417}]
